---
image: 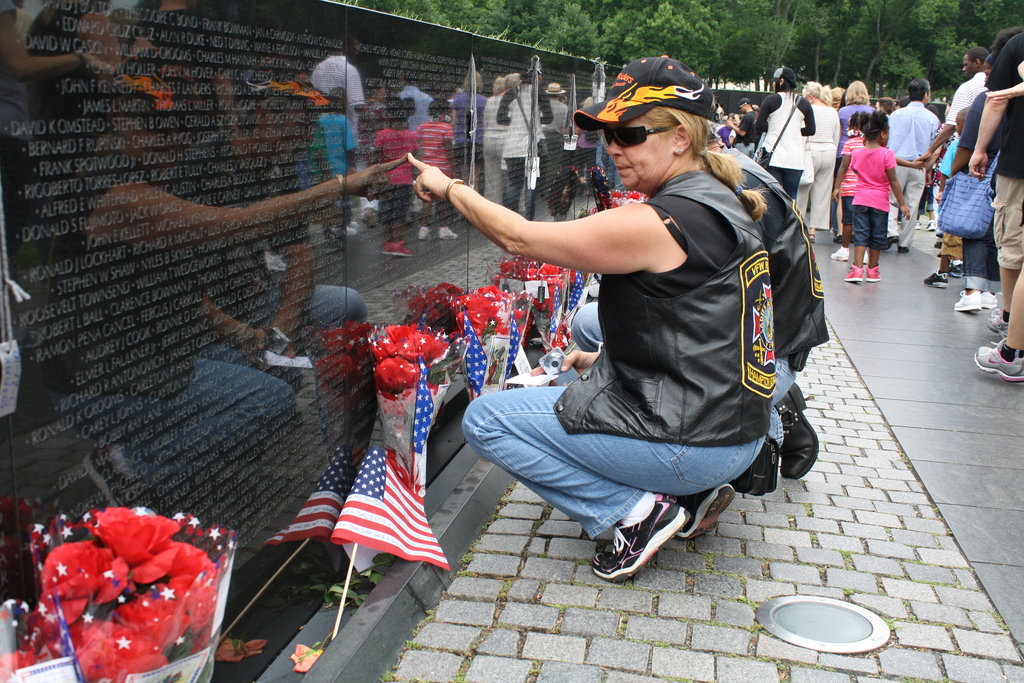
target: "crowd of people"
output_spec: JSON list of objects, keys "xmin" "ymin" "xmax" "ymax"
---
[{"xmin": 712, "ymin": 29, "xmax": 1024, "ymax": 382}]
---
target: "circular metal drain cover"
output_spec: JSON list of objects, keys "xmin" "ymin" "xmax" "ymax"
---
[{"xmin": 756, "ymin": 596, "xmax": 891, "ymax": 653}]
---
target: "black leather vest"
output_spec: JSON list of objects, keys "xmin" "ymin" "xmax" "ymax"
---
[
  {"xmin": 726, "ymin": 149, "xmax": 828, "ymax": 370},
  {"xmin": 555, "ymin": 171, "xmax": 774, "ymax": 446}
]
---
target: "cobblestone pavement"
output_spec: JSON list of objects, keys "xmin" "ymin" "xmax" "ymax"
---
[{"xmin": 388, "ymin": 331, "xmax": 1024, "ymax": 682}]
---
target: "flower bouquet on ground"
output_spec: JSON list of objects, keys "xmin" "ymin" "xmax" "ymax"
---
[
  {"xmin": 1, "ymin": 507, "xmax": 234, "ymax": 683},
  {"xmin": 488, "ymin": 259, "xmax": 571, "ymax": 352},
  {"xmin": 459, "ymin": 286, "xmax": 528, "ymax": 397},
  {"xmin": 370, "ymin": 325, "xmax": 464, "ymax": 494}
]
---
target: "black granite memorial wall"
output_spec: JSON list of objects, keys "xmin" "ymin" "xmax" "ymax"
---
[{"xmin": 0, "ymin": 0, "xmax": 601, "ymax": 629}]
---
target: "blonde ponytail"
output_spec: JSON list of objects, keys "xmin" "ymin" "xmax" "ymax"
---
[{"xmin": 646, "ymin": 107, "xmax": 767, "ymax": 222}]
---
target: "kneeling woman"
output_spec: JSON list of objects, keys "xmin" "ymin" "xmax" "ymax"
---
[{"xmin": 409, "ymin": 57, "xmax": 775, "ymax": 582}]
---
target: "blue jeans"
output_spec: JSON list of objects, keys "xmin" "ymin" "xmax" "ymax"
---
[
  {"xmin": 202, "ymin": 284, "xmax": 365, "ymax": 391},
  {"xmin": 53, "ymin": 359, "xmax": 296, "ymax": 482},
  {"xmin": 571, "ymin": 301, "xmax": 794, "ymax": 444},
  {"xmin": 463, "ymin": 386, "xmax": 761, "ymax": 537},
  {"xmin": 963, "ymin": 224, "xmax": 1000, "ymax": 292},
  {"xmin": 852, "ymin": 205, "xmax": 889, "ymax": 250},
  {"xmin": 768, "ymin": 166, "xmax": 802, "ymax": 199}
]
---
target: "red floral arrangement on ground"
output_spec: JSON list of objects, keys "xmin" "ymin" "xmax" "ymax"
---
[
  {"xmin": 371, "ymin": 325, "xmax": 464, "ymax": 493},
  {"xmin": 0, "ymin": 507, "xmax": 234, "ymax": 683}
]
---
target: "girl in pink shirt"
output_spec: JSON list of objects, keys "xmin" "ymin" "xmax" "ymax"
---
[{"xmin": 844, "ymin": 111, "xmax": 911, "ymax": 283}]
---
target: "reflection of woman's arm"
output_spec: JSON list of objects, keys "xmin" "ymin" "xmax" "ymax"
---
[{"xmin": 85, "ymin": 161, "xmax": 401, "ymax": 248}]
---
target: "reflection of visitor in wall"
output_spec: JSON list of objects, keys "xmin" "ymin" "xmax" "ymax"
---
[
  {"xmin": 497, "ymin": 71, "xmax": 552, "ymax": 219},
  {"xmin": 398, "ymin": 68, "xmax": 434, "ymax": 132}
]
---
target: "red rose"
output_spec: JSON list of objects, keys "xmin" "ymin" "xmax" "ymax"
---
[
  {"xmin": 74, "ymin": 622, "xmax": 167, "ymax": 683},
  {"xmin": 41, "ymin": 541, "xmax": 131, "ymax": 623},
  {"xmin": 114, "ymin": 589, "xmax": 185, "ymax": 645},
  {"xmin": 374, "ymin": 357, "xmax": 420, "ymax": 395},
  {"xmin": 166, "ymin": 541, "xmax": 216, "ymax": 586},
  {"xmin": 87, "ymin": 508, "xmax": 181, "ymax": 583}
]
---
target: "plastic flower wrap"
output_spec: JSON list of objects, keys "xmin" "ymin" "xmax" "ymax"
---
[
  {"xmin": 1, "ymin": 507, "xmax": 235, "ymax": 683},
  {"xmin": 309, "ymin": 321, "xmax": 377, "ymax": 458},
  {"xmin": 371, "ymin": 325, "xmax": 464, "ymax": 494},
  {"xmin": 393, "ymin": 283, "xmax": 466, "ymax": 336},
  {"xmin": 458, "ymin": 286, "xmax": 529, "ymax": 396}
]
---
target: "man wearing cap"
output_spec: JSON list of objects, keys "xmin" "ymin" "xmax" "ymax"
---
[
  {"xmin": 727, "ymin": 98, "xmax": 758, "ymax": 157},
  {"xmin": 411, "ymin": 56, "xmax": 773, "ymax": 583}
]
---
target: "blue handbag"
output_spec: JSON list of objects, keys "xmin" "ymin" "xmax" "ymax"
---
[{"xmin": 939, "ymin": 160, "xmax": 996, "ymax": 239}]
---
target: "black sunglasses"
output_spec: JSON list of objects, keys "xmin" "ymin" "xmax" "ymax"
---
[{"xmin": 603, "ymin": 125, "xmax": 672, "ymax": 147}]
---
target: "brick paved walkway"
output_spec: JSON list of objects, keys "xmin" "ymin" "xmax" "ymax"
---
[{"xmin": 388, "ymin": 330, "xmax": 1024, "ymax": 682}]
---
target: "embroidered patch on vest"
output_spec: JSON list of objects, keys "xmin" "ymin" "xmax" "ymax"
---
[{"xmin": 740, "ymin": 252, "xmax": 776, "ymax": 397}]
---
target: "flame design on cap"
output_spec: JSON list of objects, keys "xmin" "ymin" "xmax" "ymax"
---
[
  {"xmin": 116, "ymin": 74, "xmax": 174, "ymax": 110},
  {"xmin": 249, "ymin": 79, "xmax": 329, "ymax": 106},
  {"xmin": 598, "ymin": 83, "xmax": 706, "ymax": 121}
]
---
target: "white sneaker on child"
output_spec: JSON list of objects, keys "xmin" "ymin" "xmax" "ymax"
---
[
  {"xmin": 438, "ymin": 226, "xmax": 459, "ymax": 240},
  {"xmin": 831, "ymin": 247, "xmax": 849, "ymax": 262}
]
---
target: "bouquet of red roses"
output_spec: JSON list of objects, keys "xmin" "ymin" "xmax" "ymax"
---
[
  {"xmin": 310, "ymin": 321, "xmax": 378, "ymax": 458},
  {"xmin": 1, "ymin": 507, "xmax": 234, "ymax": 683},
  {"xmin": 371, "ymin": 325, "xmax": 464, "ymax": 494},
  {"xmin": 458, "ymin": 286, "xmax": 534, "ymax": 396}
]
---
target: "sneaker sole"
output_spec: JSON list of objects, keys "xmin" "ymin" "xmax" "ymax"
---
[
  {"xmin": 593, "ymin": 506, "xmax": 690, "ymax": 583},
  {"xmin": 864, "ymin": 277, "xmax": 880, "ymax": 283},
  {"xmin": 955, "ymin": 304, "xmax": 982, "ymax": 312},
  {"xmin": 975, "ymin": 356, "xmax": 1024, "ymax": 381},
  {"xmin": 924, "ymin": 281, "xmax": 947, "ymax": 288},
  {"xmin": 677, "ymin": 485, "xmax": 735, "ymax": 540},
  {"xmin": 383, "ymin": 251, "xmax": 412, "ymax": 257}
]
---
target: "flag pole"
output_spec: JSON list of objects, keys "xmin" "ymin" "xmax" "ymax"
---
[
  {"xmin": 221, "ymin": 537, "xmax": 311, "ymax": 641},
  {"xmin": 330, "ymin": 543, "xmax": 359, "ymax": 641}
]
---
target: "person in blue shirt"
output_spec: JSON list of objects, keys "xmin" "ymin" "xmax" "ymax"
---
[{"xmin": 885, "ymin": 78, "xmax": 940, "ymax": 252}]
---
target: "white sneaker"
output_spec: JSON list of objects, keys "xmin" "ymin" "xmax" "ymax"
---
[
  {"xmin": 438, "ymin": 226, "xmax": 459, "ymax": 240},
  {"xmin": 954, "ymin": 290, "xmax": 983, "ymax": 312},
  {"xmin": 418, "ymin": 226, "xmax": 431, "ymax": 241},
  {"xmin": 980, "ymin": 292, "xmax": 998, "ymax": 309},
  {"xmin": 926, "ymin": 219, "xmax": 936, "ymax": 231},
  {"xmin": 831, "ymin": 247, "xmax": 849, "ymax": 262}
]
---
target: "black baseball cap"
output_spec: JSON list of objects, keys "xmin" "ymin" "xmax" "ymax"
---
[
  {"xmin": 738, "ymin": 97, "xmax": 751, "ymax": 107},
  {"xmin": 772, "ymin": 66, "xmax": 797, "ymax": 88},
  {"xmin": 574, "ymin": 56, "xmax": 713, "ymax": 130}
]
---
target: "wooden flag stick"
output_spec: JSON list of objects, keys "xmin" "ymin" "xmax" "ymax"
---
[
  {"xmin": 221, "ymin": 537, "xmax": 310, "ymax": 641},
  {"xmin": 330, "ymin": 543, "xmax": 359, "ymax": 641}
]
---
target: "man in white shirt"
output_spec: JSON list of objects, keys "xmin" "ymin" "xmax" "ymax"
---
[{"xmin": 919, "ymin": 46, "xmax": 990, "ymax": 164}]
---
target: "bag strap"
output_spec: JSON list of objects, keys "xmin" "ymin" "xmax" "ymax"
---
[{"xmin": 768, "ymin": 94, "xmax": 801, "ymax": 154}]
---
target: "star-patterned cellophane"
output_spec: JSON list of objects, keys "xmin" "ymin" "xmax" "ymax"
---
[
  {"xmin": 457, "ymin": 287, "xmax": 523, "ymax": 397},
  {"xmin": 371, "ymin": 325, "xmax": 465, "ymax": 495},
  {"xmin": 2, "ymin": 507, "xmax": 235, "ymax": 683},
  {"xmin": 488, "ymin": 260, "xmax": 578, "ymax": 353}
]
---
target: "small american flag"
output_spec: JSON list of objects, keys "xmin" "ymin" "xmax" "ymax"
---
[
  {"xmin": 331, "ymin": 446, "xmax": 449, "ymax": 569},
  {"xmin": 567, "ymin": 271, "xmax": 585, "ymax": 313},
  {"xmin": 266, "ymin": 445, "xmax": 355, "ymax": 545},
  {"xmin": 505, "ymin": 315, "xmax": 521, "ymax": 379},
  {"xmin": 463, "ymin": 311, "xmax": 487, "ymax": 395},
  {"xmin": 411, "ymin": 360, "xmax": 433, "ymax": 494},
  {"xmin": 549, "ymin": 284, "xmax": 562, "ymax": 336}
]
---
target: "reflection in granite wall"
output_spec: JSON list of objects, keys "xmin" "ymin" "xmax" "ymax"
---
[{"xmin": 0, "ymin": 0, "xmax": 599, "ymax": 602}]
